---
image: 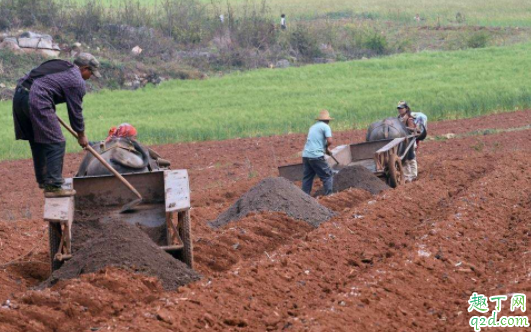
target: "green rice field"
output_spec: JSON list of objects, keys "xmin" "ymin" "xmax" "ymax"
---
[{"xmin": 1, "ymin": 42, "xmax": 531, "ymax": 160}]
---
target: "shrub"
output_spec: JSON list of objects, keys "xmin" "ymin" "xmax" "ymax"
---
[
  {"xmin": 289, "ymin": 26, "xmax": 322, "ymax": 59},
  {"xmin": 0, "ymin": 0, "xmax": 59, "ymax": 28},
  {"xmin": 159, "ymin": 0, "xmax": 208, "ymax": 44},
  {"xmin": 363, "ymin": 31, "xmax": 388, "ymax": 55},
  {"xmin": 69, "ymin": 0, "xmax": 105, "ymax": 41},
  {"xmin": 230, "ymin": 0, "xmax": 277, "ymax": 50},
  {"xmin": 467, "ymin": 32, "xmax": 489, "ymax": 49}
]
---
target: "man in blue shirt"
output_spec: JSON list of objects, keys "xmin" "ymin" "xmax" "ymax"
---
[{"xmin": 302, "ymin": 110, "xmax": 334, "ymax": 195}]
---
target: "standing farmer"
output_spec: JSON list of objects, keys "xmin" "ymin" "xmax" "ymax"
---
[
  {"xmin": 12, "ymin": 53, "xmax": 101, "ymax": 197},
  {"xmin": 302, "ymin": 110, "xmax": 334, "ymax": 196},
  {"xmin": 396, "ymin": 101, "xmax": 418, "ymax": 182}
]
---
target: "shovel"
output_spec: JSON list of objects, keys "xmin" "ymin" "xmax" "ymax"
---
[
  {"xmin": 326, "ymin": 149, "xmax": 340, "ymax": 165},
  {"xmin": 57, "ymin": 115, "xmax": 143, "ymax": 213}
]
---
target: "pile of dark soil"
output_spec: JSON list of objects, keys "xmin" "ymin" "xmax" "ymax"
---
[
  {"xmin": 137, "ymin": 223, "xmax": 168, "ymax": 246},
  {"xmin": 209, "ymin": 177, "xmax": 335, "ymax": 228},
  {"xmin": 333, "ymin": 165, "xmax": 389, "ymax": 194},
  {"xmin": 43, "ymin": 220, "xmax": 200, "ymax": 290},
  {"xmin": 317, "ymin": 165, "xmax": 389, "ymax": 195}
]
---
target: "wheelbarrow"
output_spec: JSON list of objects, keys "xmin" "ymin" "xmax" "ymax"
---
[
  {"xmin": 278, "ymin": 135, "xmax": 417, "ymax": 188},
  {"xmin": 43, "ymin": 169, "xmax": 193, "ymax": 271}
]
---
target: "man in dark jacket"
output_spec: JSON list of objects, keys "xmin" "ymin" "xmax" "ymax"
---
[{"xmin": 12, "ymin": 53, "xmax": 101, "ymax": 197}]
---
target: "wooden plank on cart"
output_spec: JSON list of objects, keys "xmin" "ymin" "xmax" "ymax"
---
[
  {"xmin": 376, "ymin": 137, "xmax": 406, "ymax": 154},
  {"xmin": 44, "ymin": 197, "xmax": 74, "ymax": 223},
  {"xmin": 43, "ymin": 178, "xmax": 74, "ymax": 224},
  {"xmin": 399, "ymin": 138, "xmax": 418, "ymax": 160},
  {"xmin": 164, "ymin": 170, "xmax": 191, "ymax": 212}
]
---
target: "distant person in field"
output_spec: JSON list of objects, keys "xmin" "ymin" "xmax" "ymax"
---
[
  {"xmin": 12, "ymin": 53, "xmax": 101, "ymax": 198},
  {"xmin": 302, "ymin": 110, "xmax": 334, "ymax": 195},
  {"xmin": 397, "ymin": 101, "xmax": 425, "ymax": 182},
  {"xmin": 280, "ymin": 14, "xmax": 287, "ymax": 30}
]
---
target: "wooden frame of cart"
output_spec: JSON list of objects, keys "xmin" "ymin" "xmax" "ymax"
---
[{"xmin": 43, "ymin": 169, "xmax": 193, "ymax": 272}]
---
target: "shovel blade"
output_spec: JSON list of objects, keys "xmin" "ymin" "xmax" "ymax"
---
[{"xmin": 120, "ymin": 198, "xmax": 143, "ymax": 214}]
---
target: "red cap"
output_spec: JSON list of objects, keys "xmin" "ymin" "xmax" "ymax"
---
[
  {"xmin": 107, "ymin": 123, "xmax": 137, "ymax": 140},
  {"xmin": 114, "ymin": 123, "xmax": 137, "ymax": 138}
]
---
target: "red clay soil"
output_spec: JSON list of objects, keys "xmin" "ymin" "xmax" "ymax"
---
[
  {"xmin": 317, "ymin": 188, "xmax": 373, "ymax": 212},
  {"xmin": 196, "ymin": 212, "xmax": 314, "ymax": 275},
  {"xmin": 2, "ymin": 110, "xmax": 531, "ymax": 331}
]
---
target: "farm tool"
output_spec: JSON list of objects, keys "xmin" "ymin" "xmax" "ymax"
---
[
  {"xmin": 57, "ymin": 115, "xmax": 143, "ymax": 213},
  {"xmin": 44, "ymin": 117, "xmax": 193, "ymax": 272}
]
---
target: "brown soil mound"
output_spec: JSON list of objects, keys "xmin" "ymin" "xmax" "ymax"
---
[
  {"xmin": 209, "ymin": 177, "xmax": 335, "ymax": 228},
  {"xmin": 326, "ymin": 165, "xmax": 389, "ymax": 195},
  {"xmin": 42, "ymin": 220, "xmax": 200, "ymax": 290}
]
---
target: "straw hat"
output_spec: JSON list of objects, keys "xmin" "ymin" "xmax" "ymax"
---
[{"xmin": 315, "ymin": 109, "xmax": 333, "ymax": 121}]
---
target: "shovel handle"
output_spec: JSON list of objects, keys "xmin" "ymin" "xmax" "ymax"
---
[
  {"xmin": 326, "ymin": 149, "xmax": 339, "ymax": 165},
  {"xmin": 57, "ymin": 115, "xmax": 142, "ymax": 200},
  {"xmin": 57, "ymin": 116, "xmax": 81, "ymax": 139}
]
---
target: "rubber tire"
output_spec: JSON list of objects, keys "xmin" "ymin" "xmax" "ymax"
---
[
  {"xmin": 387, "ymin": 153, "xmax": 405, "ymax": 188},
  {"xmin": 49, "ymin": 222, "xmax": 63, "ymax": 272},
  {"xmin": 177, "ymin": 210, "xmax": 194, "ymax": 269}
]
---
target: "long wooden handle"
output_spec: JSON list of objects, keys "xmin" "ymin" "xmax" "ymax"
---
[
  {"xmin": 326, "ymin": 148, "xmax": 339, "ymax": 165},
  {"xmin": 57, "ymin": 116, "xmax": 142, "ymax": 200}
]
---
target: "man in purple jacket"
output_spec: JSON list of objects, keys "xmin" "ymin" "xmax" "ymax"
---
[{"xmin": 12, "ymin": 53, "xmax": 101, "ymax": 198}]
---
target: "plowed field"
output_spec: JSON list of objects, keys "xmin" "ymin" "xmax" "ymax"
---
[{"xmin": 2, "ymin": 110, "xmax": 531, "ymax": 331}]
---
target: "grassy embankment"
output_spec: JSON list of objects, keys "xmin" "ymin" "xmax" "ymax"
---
[
  {"xmin": 87, "ymin": 0, "xmax": 531, "ymax": 27},
  {"xmin": 1, "ymin": 42, "xmax": 531, "ymax": 160}
]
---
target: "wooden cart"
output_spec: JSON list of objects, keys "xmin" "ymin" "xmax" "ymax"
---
[
  {"xmin": 278, "ymin": 136, "xmax": 417, "ymax": 188},
  {"xmin": 43, "ymin": 170, "xmax": 193, "ymax": 272}
]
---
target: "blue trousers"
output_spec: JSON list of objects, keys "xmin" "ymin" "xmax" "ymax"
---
[{"xmin": 302, "ymin": 156, "xmax": 333, "ymax": 195}]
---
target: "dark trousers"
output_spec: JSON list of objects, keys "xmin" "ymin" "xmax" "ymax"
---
[
  {"xmin": 29, "ymin": 141, "xmax": 66, "ymax": 188},
  {"xmin": 302, "ymin": 156, "xmax": 333, "ymax": 196},
  {"xmin": 13, "ymin": 87, "xmax": 34, "ymax": 141},
  {"xmin": 13, "ymin": 87, "xmax": 66, "ymax": 188}
]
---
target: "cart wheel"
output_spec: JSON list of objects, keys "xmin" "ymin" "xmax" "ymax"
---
[
  {"xmin": 49, "ymin": 222, "xmax": 63, "ymax": 272},
  {"xmin": 387, "ymin": 153, "xmax": 405, "ymax": 188},
  {"xmin": 176, "ymin": 210, "xmax": 194, "ymax": 269}
]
